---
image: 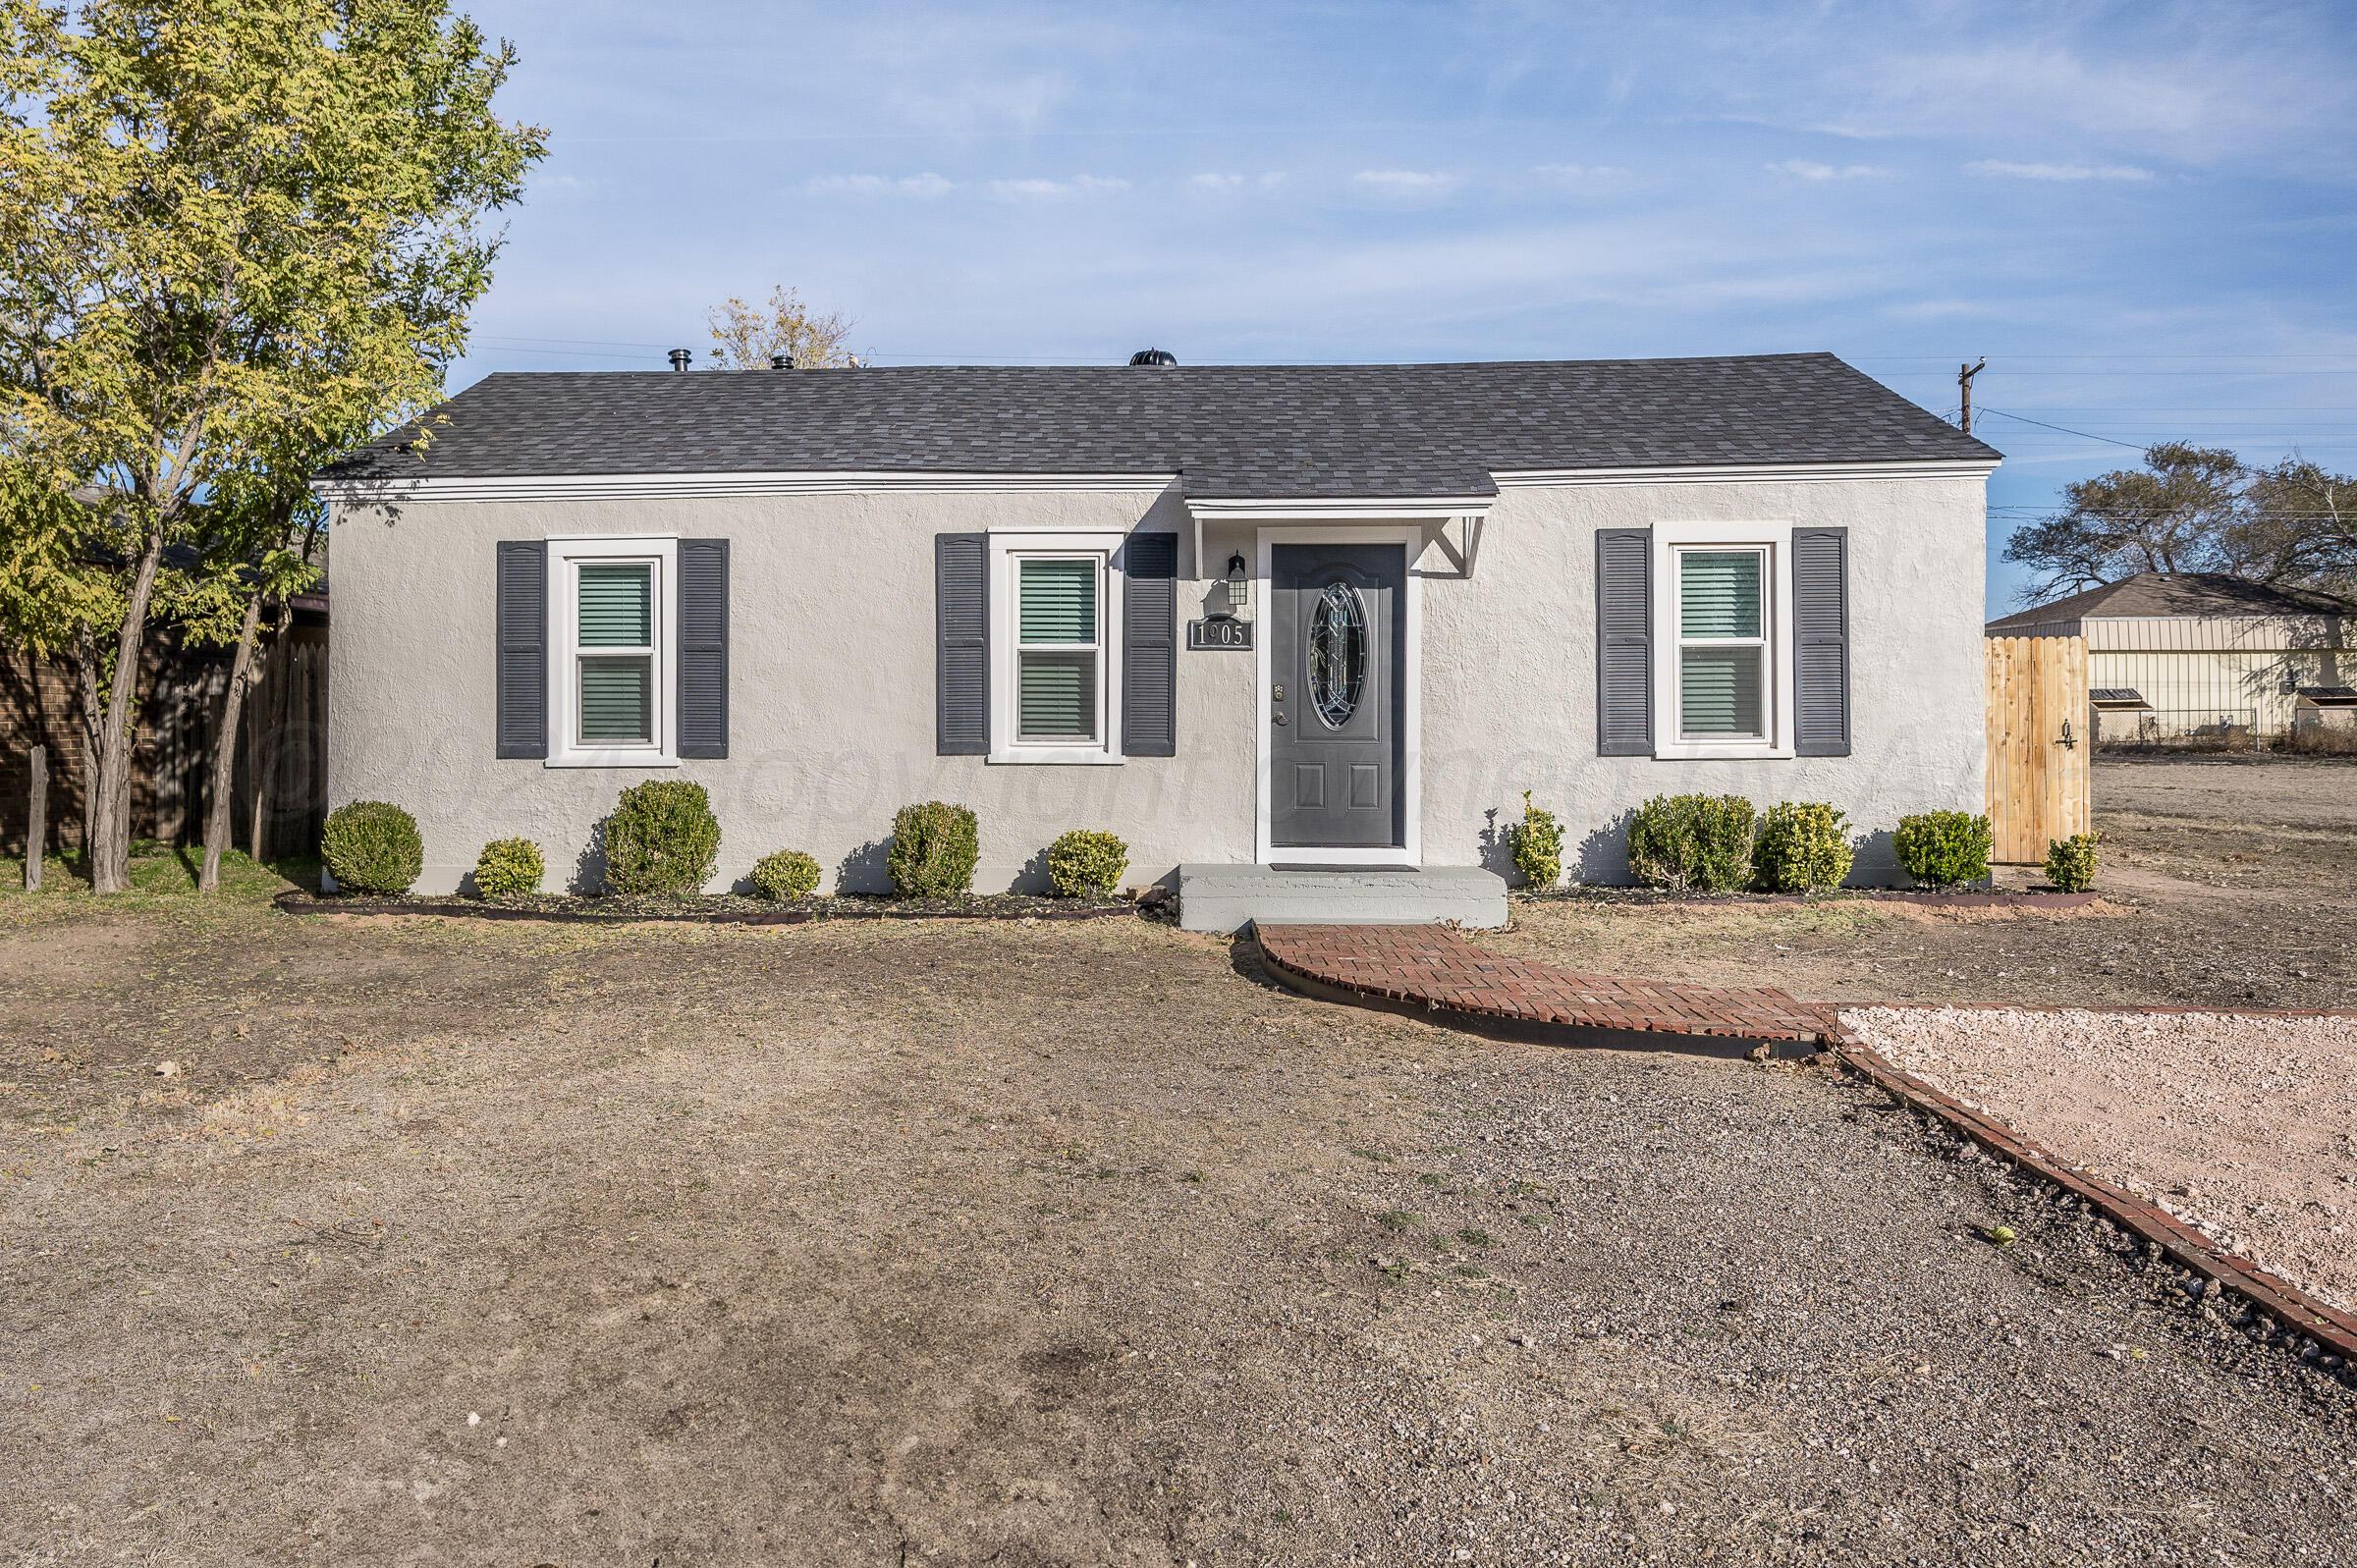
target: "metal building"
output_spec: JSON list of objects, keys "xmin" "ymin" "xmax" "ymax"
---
[{"xmin": 1986, "ymin": 572, "xmax": 2353, "ymax": 745}]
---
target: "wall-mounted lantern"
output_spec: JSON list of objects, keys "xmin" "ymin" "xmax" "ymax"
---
[{"xmin": 1214, "ymin": 551, "xmax": 1252, "ymax": 621}]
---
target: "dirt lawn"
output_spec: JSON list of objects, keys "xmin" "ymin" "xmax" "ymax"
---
[{"xmin": 5, "ymin": 871, "xmax": 2357, "ymax": 1563}]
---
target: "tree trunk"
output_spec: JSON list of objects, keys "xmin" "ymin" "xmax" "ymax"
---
[
  {"xmin": 198, "ymin": 590, "xmax": 268, "ymax": 892},
  {"xmin": 86, "ymin": 528, "xmax": 166, "ymax": 894}
]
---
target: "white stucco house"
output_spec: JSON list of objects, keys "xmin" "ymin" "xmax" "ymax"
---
[{"xmin": 313, "ymin": 351, "xmax": 2001, "ymax": 926}]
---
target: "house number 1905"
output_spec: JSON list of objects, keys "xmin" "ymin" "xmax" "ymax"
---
[{"xmin": 1186, "ymin": 618, "xmax": 1253, "ymax": 651}]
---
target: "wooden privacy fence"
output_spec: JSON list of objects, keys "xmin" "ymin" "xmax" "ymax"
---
[{"xmin": 1985, "ymin": 632, "xmax": 2091, "ymax": 863}]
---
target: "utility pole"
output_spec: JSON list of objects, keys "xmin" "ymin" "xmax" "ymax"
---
[{"xmin": 1958, "ymin": 357, "xmax": 1986, "ymax": 435}]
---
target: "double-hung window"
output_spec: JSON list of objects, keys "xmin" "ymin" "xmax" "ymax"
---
[
  {"xmin": 989, "ymin": 532, "xmax": 1124, "ymax": 763},
  {"xmin": 549, "ymin": 536, "xmax": 678, "ymax": 767},
  {"xmin": 1651, "ymin": 522, "xmax": 1794, "ymax": 758}
]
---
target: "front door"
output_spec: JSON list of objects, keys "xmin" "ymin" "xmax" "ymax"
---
[{"xmin": 1270, "ymin": 542, "xmax": 1404, "ymax": 851}]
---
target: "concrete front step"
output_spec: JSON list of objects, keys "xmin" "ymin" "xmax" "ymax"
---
[{"xmin": 1177, "ymin": 863, "xmax": 1507, "ymax": 934}]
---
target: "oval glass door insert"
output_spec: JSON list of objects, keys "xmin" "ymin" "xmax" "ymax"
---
[{"xmin": 1308, "ymin": 581, "xmax": 1367, "ymax": 729}]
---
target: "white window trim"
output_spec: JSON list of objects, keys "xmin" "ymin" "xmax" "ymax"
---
[
  {"xmin": 1650, "ymin": 519, "xmax": 1795, "ymax": 760},
  {"xmin": 546, "ymin": 535, "xmax": 680, "ymax": 769},
  {"xmin": 987, "ymin": 530, "xmax": 1125, "ymax": 765}
]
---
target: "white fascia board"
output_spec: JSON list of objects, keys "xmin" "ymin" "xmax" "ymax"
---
[
  {"xmin": 1185, "ymin": 495, "xmax": 1496, "ymax": 521},
  {"xmin": 310, "ymin": 470, "xmax": 1178, "ymax": 504},
  {"xmin": 1491, "ymin": 459, "xmax": 2000, "ymax": 487}
]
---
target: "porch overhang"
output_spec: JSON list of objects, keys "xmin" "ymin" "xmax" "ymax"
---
[{"xmin": 1182, "ymin": 493, "xmax": 1496, "ymax": 580}]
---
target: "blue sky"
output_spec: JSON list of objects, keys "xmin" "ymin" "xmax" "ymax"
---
[{"xmin": 449, "ymin": 0, "xmax": 2357, "ymax": 610}]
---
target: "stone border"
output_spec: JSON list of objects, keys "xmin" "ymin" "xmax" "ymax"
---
[
  {"xmin": 1820, "ymin": 1017, "xmax": 2357, "ymax": 1369},
  {"xmin": 1842, "ymin": 997, "xmax": 2357, "ymax": 1020},
  {"xmin": 273, "ymin": 891, "xmax": 1136, "ymax": 927}
]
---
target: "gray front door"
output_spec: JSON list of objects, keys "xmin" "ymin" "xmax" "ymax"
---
[{"xmin": 1271, "ymin": 542, "xmax": 1404, "ymax": 850}]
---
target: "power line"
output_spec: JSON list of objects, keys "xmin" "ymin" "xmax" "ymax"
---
[{"xmin": 1976, "ymin": 407, "xmax": 2148, "ymax": 449}]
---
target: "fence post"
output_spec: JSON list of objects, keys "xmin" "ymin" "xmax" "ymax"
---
[{"xmin": 25, "ymin": 743, "xmax": 45, "ymax": 892}]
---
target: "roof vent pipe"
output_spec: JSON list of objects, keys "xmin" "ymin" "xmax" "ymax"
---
[
  {"xmin": 1128, "ymin": 348, "xmax": 1177, "ymax": 366},
  {"xmin": 668, "ymin": 348, "xmax": 692, "ymax": 372},
  {"xmin": 770, "ymin": 352, "xmax": 794, "ymax": 370}
]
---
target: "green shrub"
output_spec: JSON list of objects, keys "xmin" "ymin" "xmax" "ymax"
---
[
  {"xmin": 1893, "ymin": 809, "xmax": 1993, "ymax": 890},
  {"xmin": 888, "ymin": 801, "xmax": 980, "ymax": 897},
  {"xmin": 1753, "ymin": 802, "xmax": 1853, "ymax": 893},
  {"xmin": 321, "ymin": 800, "xmax": 423, "ymax": 894},
  {"xmin": 1503, "ymin": 789, "xmax": 1564, "ymax": 890},
  {"xmin": 1047, "ymin": 829, "xmax": 1128, "ymax": 897},
  {"xmin": 748, "ymin": 848, "xmax": 822, "ymax": 901},
  {"xmin": 601, "ymin": 780, "xmax": 721, "ymax": 896},
  {"xmin": 471, "ymin": 838, "xmax": 544, "ymax": 900},
  {"xmin": 2043, "ymin": 832, "xmax": 2100, "ymax": 892},
  {"xmin": 1625, "ymin": 793, "xmax": 1756, "ymax": 892}
]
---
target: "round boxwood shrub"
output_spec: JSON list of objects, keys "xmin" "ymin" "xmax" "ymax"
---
[
  {"xmin": 749, "ymin": 848, "xmax": 822, "ymax": 901},
  {"xmin": 321, "ymin": 800, "xmax": 423, "ymax": 894},
  {"xmin": 472, "ymin": 838, "xmax": 544, "ymax": 900},
  {"xmin": 2043, "ymin": 832, "xmax": 2100, "ymax": 892},
  {"xmin": 1753, "ymin": 802, "xmax": 1853, "ymax": 893},
  {"xmin": 1504, "ymin": 789, "xmax": 1564, "ymax": 891},
  {"xmin": 1893, "ymin": 809, "xmax": 1994, "ymax": 890},
  {"xmin": 888, "ymin": 801, "xmax": 980, "ymax": 897},
  {"xmin": 1625, "ymin": 793, "xmax": 1756, "ymax": 892},
  {"xmin": 601, "ymin": 780, "xmax": 721, "ymax": 896},
  {"xmin": 1047, "ymin": 829, "xmax": 1128, "ymax": 897}
]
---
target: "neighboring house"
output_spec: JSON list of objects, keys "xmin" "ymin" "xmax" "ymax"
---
[
  {"xmin": 312, "ymin": 351, "xmax": 2000, "ymax": 920},
  {"xmin": 1986, "ymin": 571, "xmax": 2353, "ymax": 744}
]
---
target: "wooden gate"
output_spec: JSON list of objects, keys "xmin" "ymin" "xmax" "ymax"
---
[{"xmin": 1985, "ymin": 633, "xmax": 2091, "ymax": 862}]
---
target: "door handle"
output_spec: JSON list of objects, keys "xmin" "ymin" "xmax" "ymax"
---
[{"xmin": 1273, "ymin": 712, "xmax": 1288, "ymax": 726}]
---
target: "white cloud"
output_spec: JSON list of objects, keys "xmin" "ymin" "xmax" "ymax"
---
[
  {"xmin": 1189, "ymin": 171, "xmax": 1287, "ymax": 191},
  {"xmin": 1354, "ymin": 169, "xmax": 1460, "ymax": 194},
  {"xmin": 985, "ymin": 175, "xmax": 1130, "ymax": 201},
  {"xmin": 1766, "ymin": 159, "xmax": 1887, "ymax": 182},
  {"xmin": 1532, "ymin": 162, "xmax": 1632, "ymax": 184},
  {"xmin": 804, "ymin": 173, "xmax": 957, "ymax": 198},
  {"xmin": 1965, "ymin": 159, "xmax": 2155, "ymax": 183}
]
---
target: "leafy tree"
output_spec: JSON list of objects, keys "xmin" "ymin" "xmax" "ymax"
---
[
  {"xmin": 2228, "ymin": 457, "xmax": 2356, "ymax": 597},
  {"xmin": 705, "ymin": 285, "xmax": 855, "ymax": 370},
  {"xmin": 0, "ymin": 0, "xmax": 544, "ymax": 891},
  {"xmin": 2001, "ymin": 442, "xmax": 2241, "ymax": 599}
]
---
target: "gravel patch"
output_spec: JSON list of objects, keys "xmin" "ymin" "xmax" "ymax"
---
[{"xmin": 1839, "ymin": 1003, "xmax": 2357, "ymax": 1316}]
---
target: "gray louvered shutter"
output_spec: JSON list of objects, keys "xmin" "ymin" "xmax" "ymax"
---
[
  {"xmin": 1792, "ymin": 526, "xmax": 1850, "ymax": 756},
  {"xmin": 677, "ymin": 538, "xmax": 730, "ymax": 758},
  {"xmin": 495, "ymin": 541, "xmax": 547, "ymax": 759},
  {"xmin": 936, "ymin": 533, "xmax": 989, "ymax": 755},
  {"xmin": 1595, "ymin": 528, "xmax": 1653, "ymax": 757},
  {"xmin": 1121, "ymin": 530, "xmax": 1178, "ymax": 757}
]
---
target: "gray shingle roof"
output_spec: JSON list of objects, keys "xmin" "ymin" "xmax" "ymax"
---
[
  {"xmin": 319, "ymin": 352, "xmax": 1998, "ymax": 499},
  {"xmin": 1986, "ymin": 571, "xmax": 2357, "ymax": 631}
]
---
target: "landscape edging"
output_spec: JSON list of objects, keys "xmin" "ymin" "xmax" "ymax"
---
[{"xmin": 1821, "ymin": 1017, "xmax": 2357, "ymax": 1371}]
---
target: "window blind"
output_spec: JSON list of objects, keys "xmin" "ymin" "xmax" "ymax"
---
[
  {"xmin": 1018, "ymin": 651, "xmax": 1095, "ymax": 739},
  {"xmin": 1678, "ymin": 551, "xmax": 1762, "ymax": 639},
  {"xmin": 1680, "ymin": 648, "xmax": 1764, "ymax": 736},
  {"xmin": 579, "ymin": 657, "xmax": 652, "ymax": 742},
  {"xmin": 1018, "ymin": 559, "xmax": 1096, "ymax": 643},
  {"xmin": 578, "ymin": 563, "xmax": 651, "ymax": 646}
]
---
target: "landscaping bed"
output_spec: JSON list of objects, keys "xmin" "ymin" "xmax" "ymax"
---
[
  {"xmin": 1838, "ymin": 1001, "xmax": 2357, "ymax": 1320},
  {"xmin": 1512, "ymin": 884, "xmax": 2103, "ymax": 911},
  {"xmin": 277, "ymin": 888, "xmax": 1133, "ymax": 924}
]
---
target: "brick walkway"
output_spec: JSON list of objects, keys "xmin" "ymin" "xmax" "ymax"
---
[{"xmin": 1254, "ymin": 923, "xmax": 1833, "ymax": 1046}]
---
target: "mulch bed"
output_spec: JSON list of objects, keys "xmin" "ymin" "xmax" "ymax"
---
[
  {"xmin": 275, "ymin": 889, "xmax": 1135, "ymax": 926},
  {"xmin": 1514, "ymin": 886, "xmax": 2103, "ymax": 910}
]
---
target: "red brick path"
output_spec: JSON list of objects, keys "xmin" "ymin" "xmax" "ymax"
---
[{"xmin": 1254, "ymin": 923, "xmax": 1833, "ymax": 1045}]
